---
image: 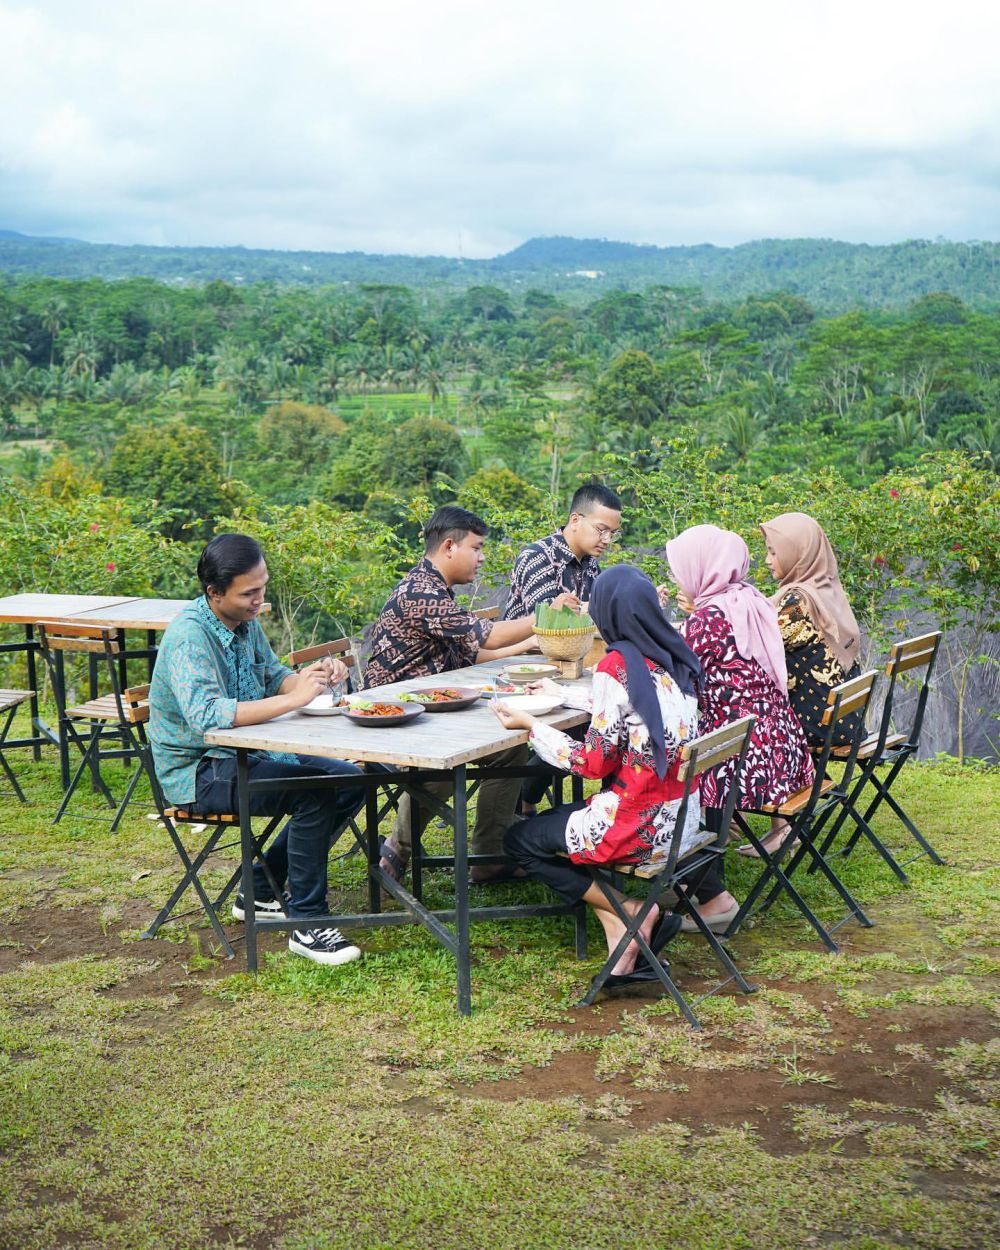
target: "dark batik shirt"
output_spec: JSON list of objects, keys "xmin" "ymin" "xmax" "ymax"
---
[
  {"xmin": 777, "ymin": 591, "xmax": 862, "ymax": 747},
  {"xmin": 364, "ymin": 558, "xmax": 492, "ymax": 689},
  {"xmin": 503, "ymin": 531, "xmax": 601, "ymax": 620}
]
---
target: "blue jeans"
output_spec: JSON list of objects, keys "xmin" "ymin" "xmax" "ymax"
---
[{"xmin": 195, "ymin": 753, "xmax": 366, "ymax": 919}]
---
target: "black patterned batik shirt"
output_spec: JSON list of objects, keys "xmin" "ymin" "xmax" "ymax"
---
[
  {"xmin": 777, "ymin": 591, "xmax": 862, "ymax": 747},
  {"xmin": 502, "ymin": 531, "xmax": 601, "ymax": 620},
  {"xmin": 364, "ymin": 558, "xmax": 492, "ymax": 689}
]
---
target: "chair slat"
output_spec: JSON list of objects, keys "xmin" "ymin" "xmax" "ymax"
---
[
  {"xmin": 45, "ymin": 636, "xmax": 121, "ymax": 655},
  {"xmin": 474, "ymin": 605, "xmax": 500, "ymax": 621},
  {"xmin": 678, "ymin": 716, "xmax": 756, "ymax": 780},
  {"xmin": 288, "ymin": 637, "xmax": 355, "ymax": 668},
  {"xmin": 820, "ymin": 670, "xmax": 879, "ymax": 725},
  {"xmin": 888, "ymin": 648, "xmax": 937, "ymax": 675},
  {"xmin": 36, "ymin": 620, "xmax": 116, "ymax": 641}
]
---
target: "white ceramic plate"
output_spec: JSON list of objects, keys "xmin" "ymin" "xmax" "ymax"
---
[
  {"xmin": 301, "ymin": 695, "xmax": 344, "ymax": 716},
  {"xmin": 492, "ymin": 693, "xmax": 563, "ymax": 715},
  {"xmin": 502, "ymin": 663, "xmax": 561, "ymax": 685}
]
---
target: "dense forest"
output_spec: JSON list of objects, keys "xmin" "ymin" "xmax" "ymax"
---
[
  {"xmin": 3, "ymin": 231, "xmax": 1000, "ymax": 308},
  {"xmin": 0, "ymin": 267, "xmax": 997, "ymax": 757}
]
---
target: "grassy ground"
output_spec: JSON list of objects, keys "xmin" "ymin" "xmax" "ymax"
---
[{"xmin": 0, "ymin": 709, "xmax": 997, "ymax": 1250}]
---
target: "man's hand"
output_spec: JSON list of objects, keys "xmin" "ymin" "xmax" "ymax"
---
[
  {"xmin": 290, "ymin": 666, "xmax": 329, "ymax": 708},
  {"xmin": 512, "ymin": 634, "xmax": 539, "ymax": 654},
  {"xmin": 492, "ymin": 701, "xmax": 536, "ymax": 732},
  {"xmin": 300, "ymin": 657, "xmax": 350, "ymax": 686},
  {"xmin": 550, "ymin": 592, "xmax": 581, "ymax": 612}
]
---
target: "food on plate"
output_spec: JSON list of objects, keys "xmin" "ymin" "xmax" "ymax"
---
[
  {"xmin": 400, "ymin": 688, "xmax": 463, "ymax": 703},
  {"xmin": 349, "ymin": 701, "xmax": 406, "ymax": 717}
]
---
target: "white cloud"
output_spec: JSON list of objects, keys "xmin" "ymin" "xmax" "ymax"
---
[{"xmin": 1, "ymin": 0, "xmax": 999, "ymax": 254}]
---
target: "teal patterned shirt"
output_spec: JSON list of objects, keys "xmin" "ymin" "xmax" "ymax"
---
[{"xmin": 149, "ymin": 596, "xmax": 294, "ymax": 805}]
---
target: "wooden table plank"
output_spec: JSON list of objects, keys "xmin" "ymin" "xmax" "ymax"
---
[
  {"xmin": 205, "ymin": 661, "xmax": 592, "ymax": 769},
  {"xmin": 67, "ymin": 598, "xmax": 194, "ymax": 630},
  {"xmin": 0, "ymin": 594, "xmax": 140, "ymax": 625}
]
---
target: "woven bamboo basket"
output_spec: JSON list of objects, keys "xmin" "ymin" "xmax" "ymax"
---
[{"xmin": 534, "ymin": 625, "xmax": 596, "ymax": 663}]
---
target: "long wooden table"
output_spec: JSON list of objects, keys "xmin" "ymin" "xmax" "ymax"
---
[
  {"xmin": 0, "ymin": 594, "xmax": 215, "ymax": 787},
  {"xmin": 205, "ymin": 660, "xmax": 592, "ymax": 1014}
]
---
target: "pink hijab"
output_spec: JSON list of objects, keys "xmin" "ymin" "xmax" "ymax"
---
[{"xmin": 666, "ymin": 524, "xmax": 788, "ymax": 692}]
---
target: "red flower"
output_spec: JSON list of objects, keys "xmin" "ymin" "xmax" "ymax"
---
[
  {"xmin": 89, "ymin": 522, "xmax": 100, "ymax": 532},
  {"xmin": 874, "ymin": 555, "xmax": 886, "ymax": 566},
  {"xmin": 106, "ymin": 561, "xmax": 116, "ymax": 572},
  {"xmin": 889, "ymin": 488, "xmax": 900, "ymax": 500},
  {"xmin": 952, "ymin": 542, "xmax": 962, "ymax": 551}
]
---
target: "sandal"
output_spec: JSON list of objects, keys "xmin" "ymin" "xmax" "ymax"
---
[
  {"xmin": 469, "ymin": 864, "xmax": 530, "ymax": 885},
  {"xmin": 737, "ymin": 835, "xmax": 800, "ymax": 859},
  {"xmin": 378, "ymin": 836, "xmax": 409, "ymax": 882}
]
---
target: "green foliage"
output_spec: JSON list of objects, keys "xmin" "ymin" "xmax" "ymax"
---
[
  {"xmin": 103, "ymin": 419, "xmax": 243, "ymax": 541},
  {"xmin": 223, "ymin": 500, "xmax": 413, "ymax": 649},
  {"xmin": 457, "ymin": 466, "xmax": 544, "ymax": 513}
]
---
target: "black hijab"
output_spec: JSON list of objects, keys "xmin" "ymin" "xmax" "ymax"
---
[{"xmin": 589, "ymin": 564, "xmax": 703, "ymax": 779}]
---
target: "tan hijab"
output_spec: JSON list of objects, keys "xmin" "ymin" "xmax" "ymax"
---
[{"xmin": 760, "ymin": 512, "xmax": 860, "ymax": 672}]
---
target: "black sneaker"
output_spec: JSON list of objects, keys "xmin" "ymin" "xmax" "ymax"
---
[
  {"xmin": 288, "ymin": 927, "xmax": 361, "ymax": 966},
  {"xmin": 231, "ymin": 892, "xmax": 289, "ymax": 922}
]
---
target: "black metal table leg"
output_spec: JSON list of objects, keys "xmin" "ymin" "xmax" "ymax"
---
[
  {"xmin": 454, "ymin": 764, "xmax": 471, "ymax": 1016},
  {"xmin": 237, "ymin": 749, "xmax": 258, "ymax": 973}
]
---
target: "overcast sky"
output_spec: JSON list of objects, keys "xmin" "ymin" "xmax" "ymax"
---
[{"xmin": 1, "ymin": 0, "xmax": 998, "ymax": 257}]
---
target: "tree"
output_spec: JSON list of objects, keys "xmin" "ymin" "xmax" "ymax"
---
[
  {"xmin": 379, "ymin": 416, "xmax": 465, "ymax": 493},
  {"xmin": 104, "ymin": 419, "xmax": 241, "ymax": 540},
  {"xmin": 591, "ymin": 350, "xmax": 668, "ymax": 428}
]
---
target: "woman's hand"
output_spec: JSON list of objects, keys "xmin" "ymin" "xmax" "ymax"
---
[
  {"xmin": 656, "ymin": 584, "xmax": 671, "ymax": 610},
  {"xmin": 524, "ymin": 677, "xmax": 563, "ymax": 698},
  {"xmin": 492, "ymin": 701, "xmax": 537, "ymax": 732}
]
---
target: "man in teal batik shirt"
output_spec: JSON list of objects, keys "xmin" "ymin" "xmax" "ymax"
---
[{"xmin": 150, "ymin": 533, "xmax": 366, "ymax": 967}]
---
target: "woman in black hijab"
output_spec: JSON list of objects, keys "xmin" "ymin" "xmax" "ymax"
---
[{"xmin": 496, "ymin": 565, "xmax": 703, "ymax": 983}]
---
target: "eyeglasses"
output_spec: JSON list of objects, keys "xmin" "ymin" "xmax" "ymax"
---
[{"xmin": 582, "ymin": 516, "xmax": 622, "ymax": 543}]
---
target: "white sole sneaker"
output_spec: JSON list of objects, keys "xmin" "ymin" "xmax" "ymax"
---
[
  {"xmin": 231, "ymin": 894, "xmax": 288, "ymax": 923},
  {"xmin": 288, "ymin": 929, "xmax": 362, "ymax": 966}
]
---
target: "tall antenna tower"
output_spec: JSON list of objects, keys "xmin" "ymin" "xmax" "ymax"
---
[{"xmin": 458, "ymin": 229, "xmax": 465, "ymax": 265}]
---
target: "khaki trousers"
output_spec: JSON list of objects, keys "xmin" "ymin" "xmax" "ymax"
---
[{"xmin": 391, "ymin": 743, "xmax": 529, "ymax": 859}]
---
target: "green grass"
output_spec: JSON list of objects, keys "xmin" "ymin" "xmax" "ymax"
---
[{"xmin": 1, "ymin": 704, "xmax": 998, "ymax": 1249}]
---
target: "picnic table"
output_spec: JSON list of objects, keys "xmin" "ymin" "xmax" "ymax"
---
[
  {"xmin": 0, "ymin": 594, "xmax": 227, "ymax": 787},
  {"xmin": 205, "ymin": 659, "xmax": 593, "ymax": 1014}
]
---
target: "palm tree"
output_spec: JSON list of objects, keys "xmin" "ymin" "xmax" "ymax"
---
[
  {"xmin": 41, "ymin": 296, "xmax": 70, "ymax": 367},
  {"xmin": 63, "ymin": 332, "xmax": 100, "ymax": 381}
]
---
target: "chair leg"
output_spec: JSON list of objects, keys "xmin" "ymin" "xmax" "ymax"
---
[
  {"xmin": 108, "ymin": 761, "xmax": 147, "ymax": 834},
  {"xmin": 574, "ymin": 901, "xmax": 588, "ymax": 959},
  {"xmin": 858, "ymin": 760, "xmax": 945, "ymax": 865},
  {"xmin": 0, "ymin": 707, "xmax": 27, "ymax": 802},
  {"xmin": 55, "ymin": 728, "xmax": 115, "ymax": 822}
]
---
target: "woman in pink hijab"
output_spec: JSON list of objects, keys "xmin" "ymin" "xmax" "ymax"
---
[{"xmin": 664, "ymin": 525, "xmax": 814, "ymax": 910}]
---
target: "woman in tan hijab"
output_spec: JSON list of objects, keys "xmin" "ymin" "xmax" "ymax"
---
[{"xmin": 760, "ymin": 512, "xmax": 863, "ymax": 749}]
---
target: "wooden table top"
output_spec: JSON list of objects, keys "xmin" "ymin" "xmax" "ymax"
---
[
  {"xmin": 0, "ymin": 593, "xmax": 140, "ymax": 625},
  {"xmin": 204, "ymin": 661, "xmax": 592, "ymax": 770},
  {"xmin": 67, "ymin": 598, "xmax": 194, "ymax": 630}
]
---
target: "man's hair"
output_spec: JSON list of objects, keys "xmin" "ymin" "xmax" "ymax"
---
[
  {"xmin": 569, "ymin": 482, "xmax": 623, "ymax": 516},
  {"xmin": 423, "ymin": 505, "xmax": 488, "ymax": 553},
  {"xmin": 197, "ymin": 533, "xmax": 265, "ymax": 595}
]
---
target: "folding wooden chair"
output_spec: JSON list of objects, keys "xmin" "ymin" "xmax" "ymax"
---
[
  {"xmin": 578, "ymin": 716, "xmax": 758, "ymax": 1028},
  {"xmin": 36, "ymin": 620, "xmax": 149, "ymax": 830},
  {"xmin": 728, "ymin": 670, "xmax": 881, "ymax": 952},
  {"xmin": 122, "ymin": 690, "xmax": 285, "ymax": 959},
  {"xmin": 0, "ymin": 688, "xmax": 32, "ymax": 801},
  {"xmin": 811, "ymin": 631, "xmax": 945, "ymax": 876}
]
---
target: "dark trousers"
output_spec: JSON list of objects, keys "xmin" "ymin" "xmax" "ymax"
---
[
  {"xmin": 504, "ymin": 802, "xmax": 592, "ymax": 904},
  {"xmin": 505, "ymin": 802, "xmax": 727, "ymax": 906},
  {"xmin": 195, "ymin": 753, "xmax": 365, "ymax": 920}
]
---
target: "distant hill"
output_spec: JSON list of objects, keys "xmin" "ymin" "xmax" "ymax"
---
[{"xmin": 2, "ymin": 229, "xmax": 999, "ymax": 308}]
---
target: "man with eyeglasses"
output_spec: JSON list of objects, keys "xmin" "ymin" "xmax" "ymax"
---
[{"xmin": 503, "ymin": 482, "xmax": 623, "ymax": 620}]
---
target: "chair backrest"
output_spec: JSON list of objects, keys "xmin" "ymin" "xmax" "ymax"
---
[
  {"xmin": 122, "ymin": 684, "xmax": 150, "ymax": 724},
  {"xmin": 877, "ymin": 630, "xmax": 942, "ymax": 752},
  {"xmin": 36, "ymin": 620, "xmax": 124, "ymax": 719},
  {"xmin": 473, "ymin": 605, "xmax": 500, "ymax": 622},
  {"xmin": 287, "ymin": 637, "xmax": 357, "ymax": 670},
  {"xmin": 662, "ymin": 715, "xmax": 756, "ymax": 875},
  {"xmin": 815, "ymin": 669, "xmax": 881, "ymax": 796}
]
